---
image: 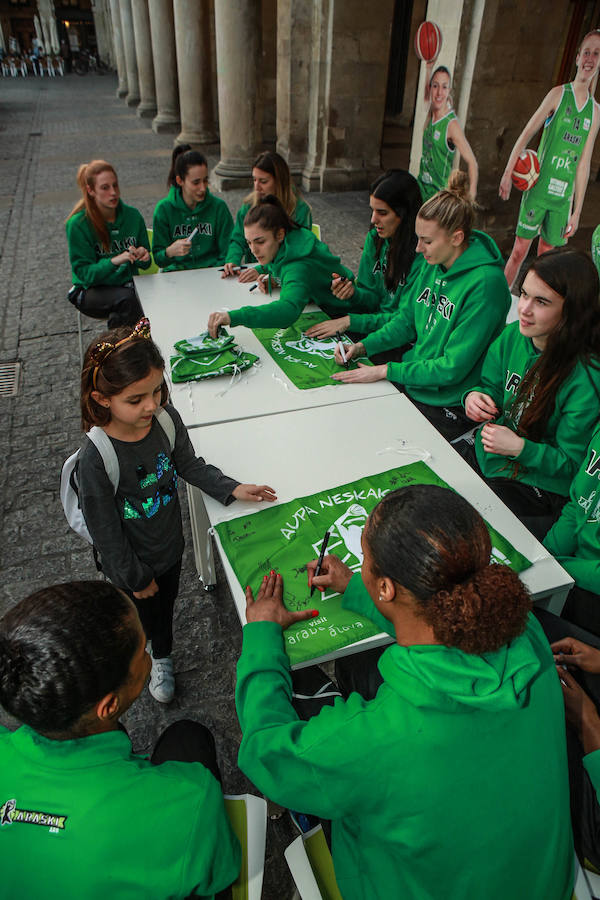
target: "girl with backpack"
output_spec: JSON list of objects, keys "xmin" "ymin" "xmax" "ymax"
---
[
  {"xmin": 76, "ymin": 318, "xmax": 276, "ymax": 703},
  {"xmin": 65, "ymin": 160, "xmax": 150, "ymax": 328}
]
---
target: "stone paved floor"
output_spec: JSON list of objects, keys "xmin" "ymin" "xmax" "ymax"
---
[
  {"xmin": 1, "ymin": 72, "xmax": 599, "ymax": 899},
  {"xmin": 0, "ymin": 72, "xmax": 373, "ymax": 900}
]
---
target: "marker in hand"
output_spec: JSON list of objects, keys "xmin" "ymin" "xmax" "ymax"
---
[
  {"xmin": 249, "ymin": 274, "xmax": 269, "ymax": 293},
  {"xmin": 218, "ymin": 265, "xmax": 247, "ymax": 272},
  {"xmin": 335, "ymin": 331, "xmax": 349, "ymax": 369},
  {"xmin": 188, "ymin": 227, "xmax": 199, "ymax": 242},
  {"xmin": 310, "ymin": 530, "xmax": 331, "ymax": 597}
]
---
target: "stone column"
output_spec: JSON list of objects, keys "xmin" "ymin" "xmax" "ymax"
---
[
  {"xmin": 148, "ymin": 0, "xmax": 180, "ymax": 133},
  {"xmin": 131, "ymin": 0, "xmax": 157, "ymax": 118},
  {"xmin": 173, "ymin": 0, "xmax": 216, "ymax": 145},
  {"xmin": 91, "ymin": 0, "xmax": 113, "ymax": 68},
  {"xmin": 302, "ymin": 0, "xmax": 394, "ymax": 191},
  {"xmin": 109, "ymin": 0, "xmax": 128, "ymax": 96},
  {"xmin": 211, "ymin": 0, "xmax": 260, "ymax": 188},
  {"xmin": 119, "ymin": 0, "xmax": 140, "ymax": 107},
  {"xmin": 276, "ymin": 0, "xmax": 312, "ymax": 177}
]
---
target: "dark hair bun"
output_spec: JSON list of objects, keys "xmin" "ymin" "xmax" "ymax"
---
[{"xmin": 427, "ymin": 565, "xmax": 532, "ymax": 654}]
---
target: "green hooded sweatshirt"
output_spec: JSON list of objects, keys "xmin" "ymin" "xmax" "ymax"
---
[
  {"xmin": 544, "ymin": 420, "xmax": 600, "ymax": 591},
  {"xmin": 361, "ymin": 230, "xmax": 511, "ymax": 407},
  {"xmin": 467, "ymin": 322, "xmax": 600, "ymax": 497},
  {"xmin": 585, "ymin": 750, "xmax": 600, "ymax": 805},
  {"xmin": 225, "ymin": 196, "xmax": 312, "ymax": 266},
  {"xmin": 349, "ymin": 234, "xmax": 422, "ymax": 335},
  {"xmin": 228, "ymin": 228, "xmax": 354, "ymax": 330},
  {"xmin": 236, "ymin": 575, "xmax": 573, "ymax": 900},
  {"xmin": 151, "ymin": 186, "xmax": 233, "ymax": 271},
  {"xmin": 0, "ymin": 725, "xmax": 240, "ymax": 899},
  {"xmin": 65, "ymin": 200, "xmax": 151, "ymax": 288}
]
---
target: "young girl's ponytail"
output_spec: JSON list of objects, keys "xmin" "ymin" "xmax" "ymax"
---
[{"xmin": 418, "ymin": 170, "xmax": 475, "ymax": 241}]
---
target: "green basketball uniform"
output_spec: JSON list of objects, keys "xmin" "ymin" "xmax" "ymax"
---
[
  {"xmin": 516, "ymin": 83, "xmax": 595, "ymax": 246},
  {"xmin": 418, "ymin": 111, "xmax": 457, "ymax": 201}
]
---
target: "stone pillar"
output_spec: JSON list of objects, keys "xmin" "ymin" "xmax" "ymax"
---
[
  {"xmin": 119, "ymin": 0, "xmax": 140, "ymax": 107},
  {"xmin": 131, "ymin": 0, "xmax": 157, "ymax": 118},
  {"xmin": 148, "ymin": 0, "xmax": 180, "ymax": 133},
  {"xmin": 276, "ymin": 0, "xmax": 312, "ymax": 177},
  {"xmin": 212, "ymin": 0, "xmax": 260, "ymax": 188},
  {"xmin": 109, "ymin": 0, "xmax": 128, "ymax": 96},
  {"xmin": 91, "ymin": 0, "xmax": 113, "ymax": 68},
  {"xmin": 302, "ymin": 0, "xmax": 394, "ymax": 192},
  {"xmin": 173, "ymin": 0, "xmax": 216, "ymax": 145}
]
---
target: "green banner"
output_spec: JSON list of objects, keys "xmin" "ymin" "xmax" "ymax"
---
[
  {"xmin": 215, "ymin": 463, "xmax": 533, "ymax": 666},
  {"xmin": 252, "ymin": 312, "xmax": 371, "ymax": 390},
  {"xmin": 170, "ymin": 349, "xmax": 258, "ymax": 383}
]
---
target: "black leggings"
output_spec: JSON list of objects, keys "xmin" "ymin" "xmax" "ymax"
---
[
  {"xmin": 127, "ymin": 559, "xmax": 182, "ymax": 658},
  {"xmin": 79, "ymin": 283, "xmax": 144, "ymax": 329}
]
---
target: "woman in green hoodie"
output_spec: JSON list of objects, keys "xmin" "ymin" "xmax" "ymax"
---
[
  {"xmin": 331, "ymin": 171, "xmax": 511, "ymax": 440},
  {"xmin": 236, "ymin": 484, "xmax": 573, "ymax": 900},
  {"xmin": 207, "ymin": 196, "xmax": 354, "ymax": 335},
  {"xmin": 464, "ymin": 247, "xmax": 600, "ymax": 540},
  {"xmin": 221, "ymin": 150, "xmax": 312, "ymax": 282},
  {"xmin": 151, "ymin": 148, "xmax": 233, "ymax": 272},
  {"xmin": 305, "ymin": 169, "xmax": 423, "ymax": 342},
  {"xmin": 65, "ymin": 159, "xmax": 150, "ymax": 328}
]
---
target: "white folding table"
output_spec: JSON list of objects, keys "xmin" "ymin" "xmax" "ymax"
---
[
  {"xmin": 189, "ymin": 394, "xmax": 572, "ymax": 667},
  {"xmin": 134, "ymin": 267, "xmax": 398, "ymax": 428}
]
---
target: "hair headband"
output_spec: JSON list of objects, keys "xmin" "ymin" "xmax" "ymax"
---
[{"xmin": 90, "ymin": 317, "xmax": 151, "ymax": 390}]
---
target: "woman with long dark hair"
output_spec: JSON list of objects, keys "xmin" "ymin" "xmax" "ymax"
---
[
  {"xmin": 236, "ymin": 484, "xmax": 572, "ymax": 900},
  {"xmin": 464, "ymin": 246, "xmax": 600, "ymax": 538},
  {"xmin": 306, "ymin": 169, "xmax": 423, "ymax": 340},
  {"xmin": 222, "ymin": 150, "xmax": 312, "ymax": 282}
]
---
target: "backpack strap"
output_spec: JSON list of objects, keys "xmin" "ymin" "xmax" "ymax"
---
[
  {"xmin": 155, "ymin": 406, "xmax": 176, "ymax": 450},
  {"xmin": 87, "ymin": 427, "xmax": 120, "ymax": 493}
]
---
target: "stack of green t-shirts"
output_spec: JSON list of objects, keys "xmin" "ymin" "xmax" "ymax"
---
[{"xmin": 170, "ymin": 329, "xmax": 259, "ymax": 383}]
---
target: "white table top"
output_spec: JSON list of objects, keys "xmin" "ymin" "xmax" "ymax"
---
[
  {"xmin": 190, "ymin": 394, "xmax": 572, "ymax": 665},
  {"xmin": 135, "ymin": 267, "xmax": 397, "ymax": 429}
]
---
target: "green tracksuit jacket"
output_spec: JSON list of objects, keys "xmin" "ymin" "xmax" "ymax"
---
[
  {"xmin": 225, "ymin": 196, "xmax": 312, "ymax": 266},
  {"xmin": 468, "ymin": 323, "xmax": 600, "ymax": 496},
  {"xmin": 361, "ymin": 230, "xmax": 510, "ymax": 407},
  {"xmin": 544, "ymin": 420, "xmax": 600, "ymax": 591},
  {"xmin": 66, "ymin": 200, "xmax": 151, "ymax": 287},
  {"xmin": 228, "ymin": 228, "xmax": 354, "ymax": 330},
  {"xmin": 236, "ymin": 575, "xmax": 573, "ymax": 900},
  {"xmin": 0, "ymin": 725, "xmax": 240, "ymax": 899},
  {"xmin": 349, "ymin": 235, "xmax": 421, "ymax": 335},
  {"xmin": 151, "ymin": 186, "xmax": 233, "ymax": 271}
]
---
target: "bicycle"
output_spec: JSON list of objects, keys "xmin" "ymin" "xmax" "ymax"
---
[{"xmin": 74, "ymin": 50, "xmax": 109, "ymax": 75}]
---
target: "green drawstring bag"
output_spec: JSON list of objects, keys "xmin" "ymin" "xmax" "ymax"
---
[
  {"xmin": 170, "ymin": 348, "xmax": 259, "ymax": 383},
  {"xmin": 173, "ymin": 329, "xmax": 236, "ymax": 357}
]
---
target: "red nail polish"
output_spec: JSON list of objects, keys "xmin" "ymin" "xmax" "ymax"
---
[
  {"xmin": 270, "ymin": 569, "xmax": 275, "ymax": 575},
  {"xmin": 311, "ymin": 610, "xmax": 320, "ymax": 618}
]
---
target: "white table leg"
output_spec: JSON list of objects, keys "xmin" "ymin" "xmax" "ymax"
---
[{"xmin": 186, "ymin": 484, "xmax": 216, "ymax": 590}]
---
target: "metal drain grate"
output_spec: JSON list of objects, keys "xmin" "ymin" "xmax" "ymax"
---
[{"xmin": 0, "ymin": 363, "xmax": 20, "ymax": 397}]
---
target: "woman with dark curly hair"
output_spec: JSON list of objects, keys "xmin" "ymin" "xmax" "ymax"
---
[
  {"xmin": 0, "ymin": 581, "xmax": 240, "ymax": 898},
  {"xmin": 236, "ymin": 484, "xmax": 573, "ymax": 900}
]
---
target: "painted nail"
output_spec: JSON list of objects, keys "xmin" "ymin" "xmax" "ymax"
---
[{"xmin": 311, "ymin": 610, "xmax": 320, "ymax": 618}]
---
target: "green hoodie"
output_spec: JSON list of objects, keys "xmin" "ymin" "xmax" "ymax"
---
[
  {"xmin": 66, "ymin": 200, "xmax": 151, "ymax": 288},
  {"xmin": 468, "ymin": 322, "xmax": 600, "ymax": 496},
  {"xmin": 228, "ymin": 228, "xmax": 354, "ymax": 330},
  {"xmin": 236, "ymin": 575, "xmax": 573, "ymax": 900},
  {"xmin": 151, "ymin": 186, "xmax": 233, "ymax": 271},
  {"xmin": 361, "ymin": 230, "xmax": 510, "ymax": 406},
  {"xmin": 585, "ymin": 750, "xmax": 600, "ymax": 806},
  {"xmin": 544, "ymin": 420, "xmax": 600, "ymax": 591},
  {"xmin": 225, "ymin": 196, "xmax": 312, "ymax": 266},
  {"xmin": 349, "ymin": 236, "xmax": 422, "ymax": 335},
  {"xmin": 0, "ymin": 725, "xmax": 240, "ymax": 899}
]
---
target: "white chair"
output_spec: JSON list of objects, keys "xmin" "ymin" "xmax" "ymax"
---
[
  {"xmin": 224, "ymin": 794, "xmax": 267, "ymax": 900},
  {"xmin": 285, "ymin": 824, "xmax": 342, "ymax": 900}
]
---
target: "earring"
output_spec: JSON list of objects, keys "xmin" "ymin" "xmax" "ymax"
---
[{"xmin": 378, "ymin": 595, "xmax": 384, "ymax": 603}]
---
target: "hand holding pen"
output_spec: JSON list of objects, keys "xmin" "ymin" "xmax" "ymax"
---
[
  {"xmin": 250, "ymin": 274, "xmax": 271, "ymax": 293},
  {"xmin": 335, "ymin": 331, "xmax": 350, "ymax": 369},
  {"xmin": 310, "ymin": 530, "xmax": 331, "ymax": 597}
]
